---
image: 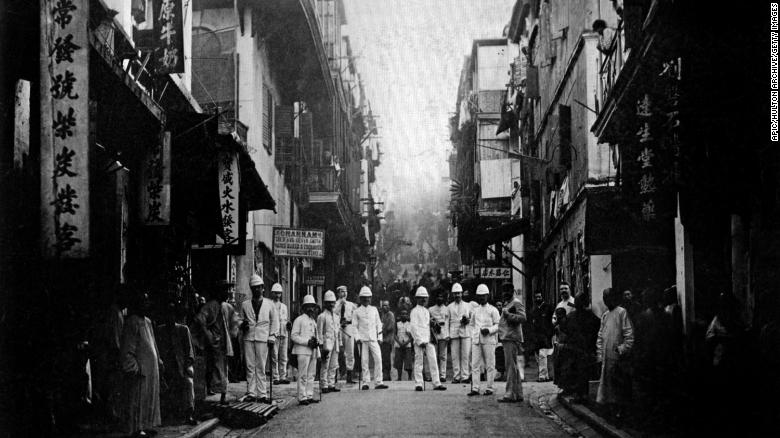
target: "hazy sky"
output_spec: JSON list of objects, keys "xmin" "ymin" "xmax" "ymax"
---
[{"xmin": 343, "ymin": 0, "xmax": 515, "ymax": 214}]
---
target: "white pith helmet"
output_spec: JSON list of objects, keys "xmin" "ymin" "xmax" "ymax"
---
[
  {"xmin": 415, "ymin": 286, "xmax": 429, "ymax": 298},
  {"xmin": 324, "ymin": 290, "xmax": 336, "ymax": 302},
  {"xmin": 476, "ymin": 284, "xmax": 489, "ymax": 295},
  {"xmin": 359, "ymin": 286, "xmax": 372, "ymax": 297}
]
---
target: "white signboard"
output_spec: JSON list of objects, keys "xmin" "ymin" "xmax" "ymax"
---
[
  {"xmin": 273, "ymin": 227, "xmax": 325, "ymax": 259},
  {"xmin": 40, "ymin": 0, "xmax": 90, "ymax": 258},
  {"xmin": 476, "ymin": 266, "xmax": 511, "ymax": 279}
]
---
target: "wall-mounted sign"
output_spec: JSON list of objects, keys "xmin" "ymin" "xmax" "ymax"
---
[
  {"xmin": 218, "ymin": 151, "xmax": 241, "ymax": 246},
  {"xmin": 140, "ymin": 131, "xmax": 171, "ymax": 225},
  {"xmin": 153, "ymin": 0, "xmax": 184, "ymax": 74},
  {"xmin": 273, "ymin": 227, "xmax": 324, "ymax": 259},
  {"xmin": 40, "ymin": 0, "xmax": 90, "ymax": 258},
  {"xmin": 475, "ymin": 266, "xmax": 511, "ymax": 279}
]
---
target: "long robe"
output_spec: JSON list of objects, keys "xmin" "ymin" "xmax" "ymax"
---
[
  {"xmin": 596, "ymin": 306, "xmax": 633, "ymax": 404},
  {"xmin": 120, "ymin": 315, "xmax": 162, "ymax": 433}
]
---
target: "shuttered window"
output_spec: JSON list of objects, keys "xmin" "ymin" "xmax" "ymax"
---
[{"xmin": 262, "ymin": 84, "xmax": 273, "ymax": 154}]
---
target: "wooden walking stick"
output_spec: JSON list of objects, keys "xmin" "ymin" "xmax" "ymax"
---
[{"xmin": 269, "ymin": 342, "xmax": 274, "ymax": 402}]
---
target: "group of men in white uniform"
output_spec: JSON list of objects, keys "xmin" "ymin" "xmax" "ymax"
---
[{"xmin": 237, "ymin": 273, "xmax": 525, "ymax": 404}]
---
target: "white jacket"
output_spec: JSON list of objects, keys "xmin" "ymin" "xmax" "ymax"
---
[
  {"xmin": 274, "ymin": 300, "xmax": 289, "ymax": 337},
  {"xmin": 317, "ymin": 309, "xmax": 340, "ymax": 352},
  {"xmin": 410, "ymin": 305, "xmax": 432, "ymax": 347},
  {"xmin": 334, "ymin": 299, "xmax": 358, "ymax": 337},
  {"xmin": 470, "ymin": 303, "xmax": 500, "ymax": 345},
  {"xmin": 354, "ymin": 305, "xmax": 382, "ymax": 342},
  {"xmin": 291, "ymin": 314, "xmax": 319, "ymax": 356},
  {"xmin": 240, "ymin": 298, "xmax": 279, "ymax": 343},
  {"xmin": 447, "ymin": 300, "xmax": 472, "ymax": 339}
]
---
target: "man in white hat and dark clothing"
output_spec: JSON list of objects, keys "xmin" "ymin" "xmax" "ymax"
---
[
  {"xmin": 317, "ymin": 290, "xmax": 341, "ymax": 393},
  {"xmin": 467, "ymin": 284, "xmax": 500, "ymax": 396},
  {"xmin": 269, "ymin": 282, "xmax": 290, "ymax": 385},
  {"xmin": 238, "ymin": 274, "xmax": 279, "ymax": 403},
  {"xmin": 411, "ymin": 286, "xmax": 448, "ymax": 391},
  {"xmin": 354, "ymin": 286, "xmax": 388, "ymax": 390}
]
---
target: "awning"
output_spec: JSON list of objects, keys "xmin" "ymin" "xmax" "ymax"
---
[
  {"xmin": 472, "ymin": 217, "xmax": 529, "ymax": 250},
  {"xmin": 217, "ymin": 134, "xmax": 276, "ymax": 213}
]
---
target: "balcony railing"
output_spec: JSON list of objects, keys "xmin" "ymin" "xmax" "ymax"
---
[
  {"xmin": 598, "ymin": 24, "xmax": 629, "ymax": 112},
  {"xmin": 306, "ymin": 166, "xmax": 340, "ymax": 193}
]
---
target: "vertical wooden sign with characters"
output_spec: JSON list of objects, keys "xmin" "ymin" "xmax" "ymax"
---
[
  {"xmin": 40, "ymin": 0, "xmax": 90, "ymax": 258},
  {"xmin": 218, "ymin": 151, "xmax": 241, "ymax": 246}
]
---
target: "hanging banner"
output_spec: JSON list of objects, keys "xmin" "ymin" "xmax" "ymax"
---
[
  {"xmin": 40, "ymin": 0, "xmax": 90, "ymax": 258},
  {"xmin": 273, "ymin": 227, "xmax": 325, "ymax": 259},
  {"xmin": 153, "ymin": 0, "xmax": 184, "ymax": 74},
  {"xmin": 218, "ymin": 151, "xmax": 241, "ymax": 246},
  {"xmin": 140, "ymin": 131, "xmax": 171, "ymax": 225}
]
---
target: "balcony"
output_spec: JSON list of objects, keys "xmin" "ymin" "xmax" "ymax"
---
[
  {"xmin": 597, "ymin": 25, "xmax": 629, "ymax": 115},
  {"xmin": 304, "ymin": 166, "xmax": 350, "ymax": 227},
  {"xmin": 477, "ymin": 90, "xmax": 506, "ymax": 114}
]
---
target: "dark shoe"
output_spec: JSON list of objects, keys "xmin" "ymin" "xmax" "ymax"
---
[
  {"xmin": 497, "ymin": 397, "xmax": 516, "ymax": 403},
  {"xmin": 375, "ymin": 384, "xmax": 388, "ymax": 389},
  {"xmin": 273, "ymin": 379, "xmax": 281, "ymax": 385},
  {"xmin": 415, "ymin": 386, "xmax": 423, "ymax": 391},
  {"xmin": 309, "ymin": 398, "xmax": 320, "ymax": 403},
  {"xmin": 462, "ymin": 377, "xmax": 472, "ymax": 384},
  {"xmin": 281, "ymin": 379, "xmax": 291, "ymax": 384},
  {"xmin": 467, "ymin": 390, "xmax": 480, "ymax": 396},
  {"xmin": 328, "ymin": 386, "xmax": 341, "ymax": 392},
  {"xmin": 321, "ymin": 387, "xmax": 330, "ymax": 394},
  {"xmin": 440, "ymin": 378, "xmax": 447, "ymax": 383},
  {"xmin": 433, "ymin": 385, "xmax": 447, "ymax": 391},
  {"xmin": 298, "ymin": 399, "xmax": 310, "ymax": 406},
  {"xmin": 452, "ymin": 378, "xmax": 461, "ymax": 384},
  {"xmin": 361, "ymin": 385, "xmax": 369, "ymax": 390},
  {"xmin": 219, "ymin": 394, "xmax": 228, "ymax": 405},
  {"xmin": 346, "ymin": 371, "xmax": 355, "ymax": 383},
  {"xmin": 186, "ymin": 416, "xmax": 198, "ymax": 426},
  {"xmin": 484, "ymin": 390, "xmax": 494, "ymax": 396},
  {"xmin": 257, "ymin": 397, "xmax": 270, "ymax": 404}
]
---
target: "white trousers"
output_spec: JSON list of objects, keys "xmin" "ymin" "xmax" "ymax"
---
[
  {"xmin": 414, "ymin": 343, "xmax": 441, "ymax": 386},
  {"xmin": 536, "ymin": 348, "xmax": 553, "ymax": 380},
  {"xmin": 450, "ymin": 337, "xmax": 471, "ymax": 380},
  {"xmin": 271, "ymin": 336, "xmax": 288, "ymax": 380},
  {"xmin": 472, "ymin": 343, "xmax": 496, "ymax": 392},
  {"xmin": 296, "ymin": 353, "xmax": 317, "ymax": 401},
  {"xmin": 244, "ymin": 341, "xmax": 269, "ymax": 398},
  {"xmin": 359, "ymin": 341, "xmax": 383, "ymax": 386},
  {"xmin": 320, "ymin": 348, "xmax": 339, "ymax": 388},
  {"xmin": 341, "ymin": 332, "xmax": 355, "ymax": 371}
]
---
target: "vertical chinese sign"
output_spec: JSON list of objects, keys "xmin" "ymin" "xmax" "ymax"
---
[
  {"xmin": 140, "ymin": 131, "xmax": 171, "ymax": 225},
  {"xmin": 636, "ymin": 93, "xmax": 656, "ymax": 222},
  {"xmin": 153, "ymin": 0, "xmax": 184, "ymax": 74},
  {"xmin": 40, "ymin": 0, "xmax": 90, "ymax": 258},
  {"xmin": 218, "ymin": 151, "xmax": 240, "ymax": 246}
]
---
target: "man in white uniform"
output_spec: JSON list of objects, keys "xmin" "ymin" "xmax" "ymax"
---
[
  {"xmin": 239, "ymin": 274, "xmax": 279, "ymax": 403},
  {"xmin": 317, "ymin": 290, "xmax": 341, "ymax": 393},
  {"xmin": 428, "ymin": 291, "xmax": 450, "ymax": 382},
  {"xmin": 467, "ymin": 284, "xmax": 500, "ymax": 396},
  {"xmin": 269, "ymin": 283, "xmax": 290, "ymax": 385},
  {"xmin": 447, "ymin": 283, "xmax": 472, "ymax": 383},
  {"xmin": 411, "ymin": 287, "xmax": 447, "ymax": 392},
  {"xmin": 354, "ymin": 286, "xmax": 388, "ymax": 390},
  {"xmin": 290, "ymin": 295, "xmax": 320, "ymax": 405},
  {"xmin": 334, "ymin": 285, "xmax": 357, "ymax": 383}
]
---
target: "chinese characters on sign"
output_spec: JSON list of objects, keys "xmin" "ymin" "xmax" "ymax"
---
[
  {"xmin": 476, "ymin": 267, "xmax": 511, "ymax": 279},
  {"xmin": 153, "ymin": 0, "xmax": 184, "ymax": 74},
  {"xmin": 273, "ymin": 228, "xmax": 325, "ymax": 259},
  {"xmin": 40, "ymin": 0, "xmax": 90, "ymax": 257},
  {"xmin": 140, "ymin": 131, "xmax": 171, "ymax": 225},
  {"xmin": 659, "ymin": 57, "xmax": 682, "ymax": 187},
  {"xmin": 218, "ymin": 151, "xmax": 241, "ymax": 246},
  {"xmin": 636, "ymin": 93, "xmax": 656, "ymax": 222}
]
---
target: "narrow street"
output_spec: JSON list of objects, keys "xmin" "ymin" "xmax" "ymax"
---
[{"xmin": 215, "ymin": 381, "xmax": 569, "ymax": 438}]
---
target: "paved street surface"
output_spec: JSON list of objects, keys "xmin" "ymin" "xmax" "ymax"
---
[{"xmin": 207, "ymin": 380, "xmax": 571, "ymax": 438}]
